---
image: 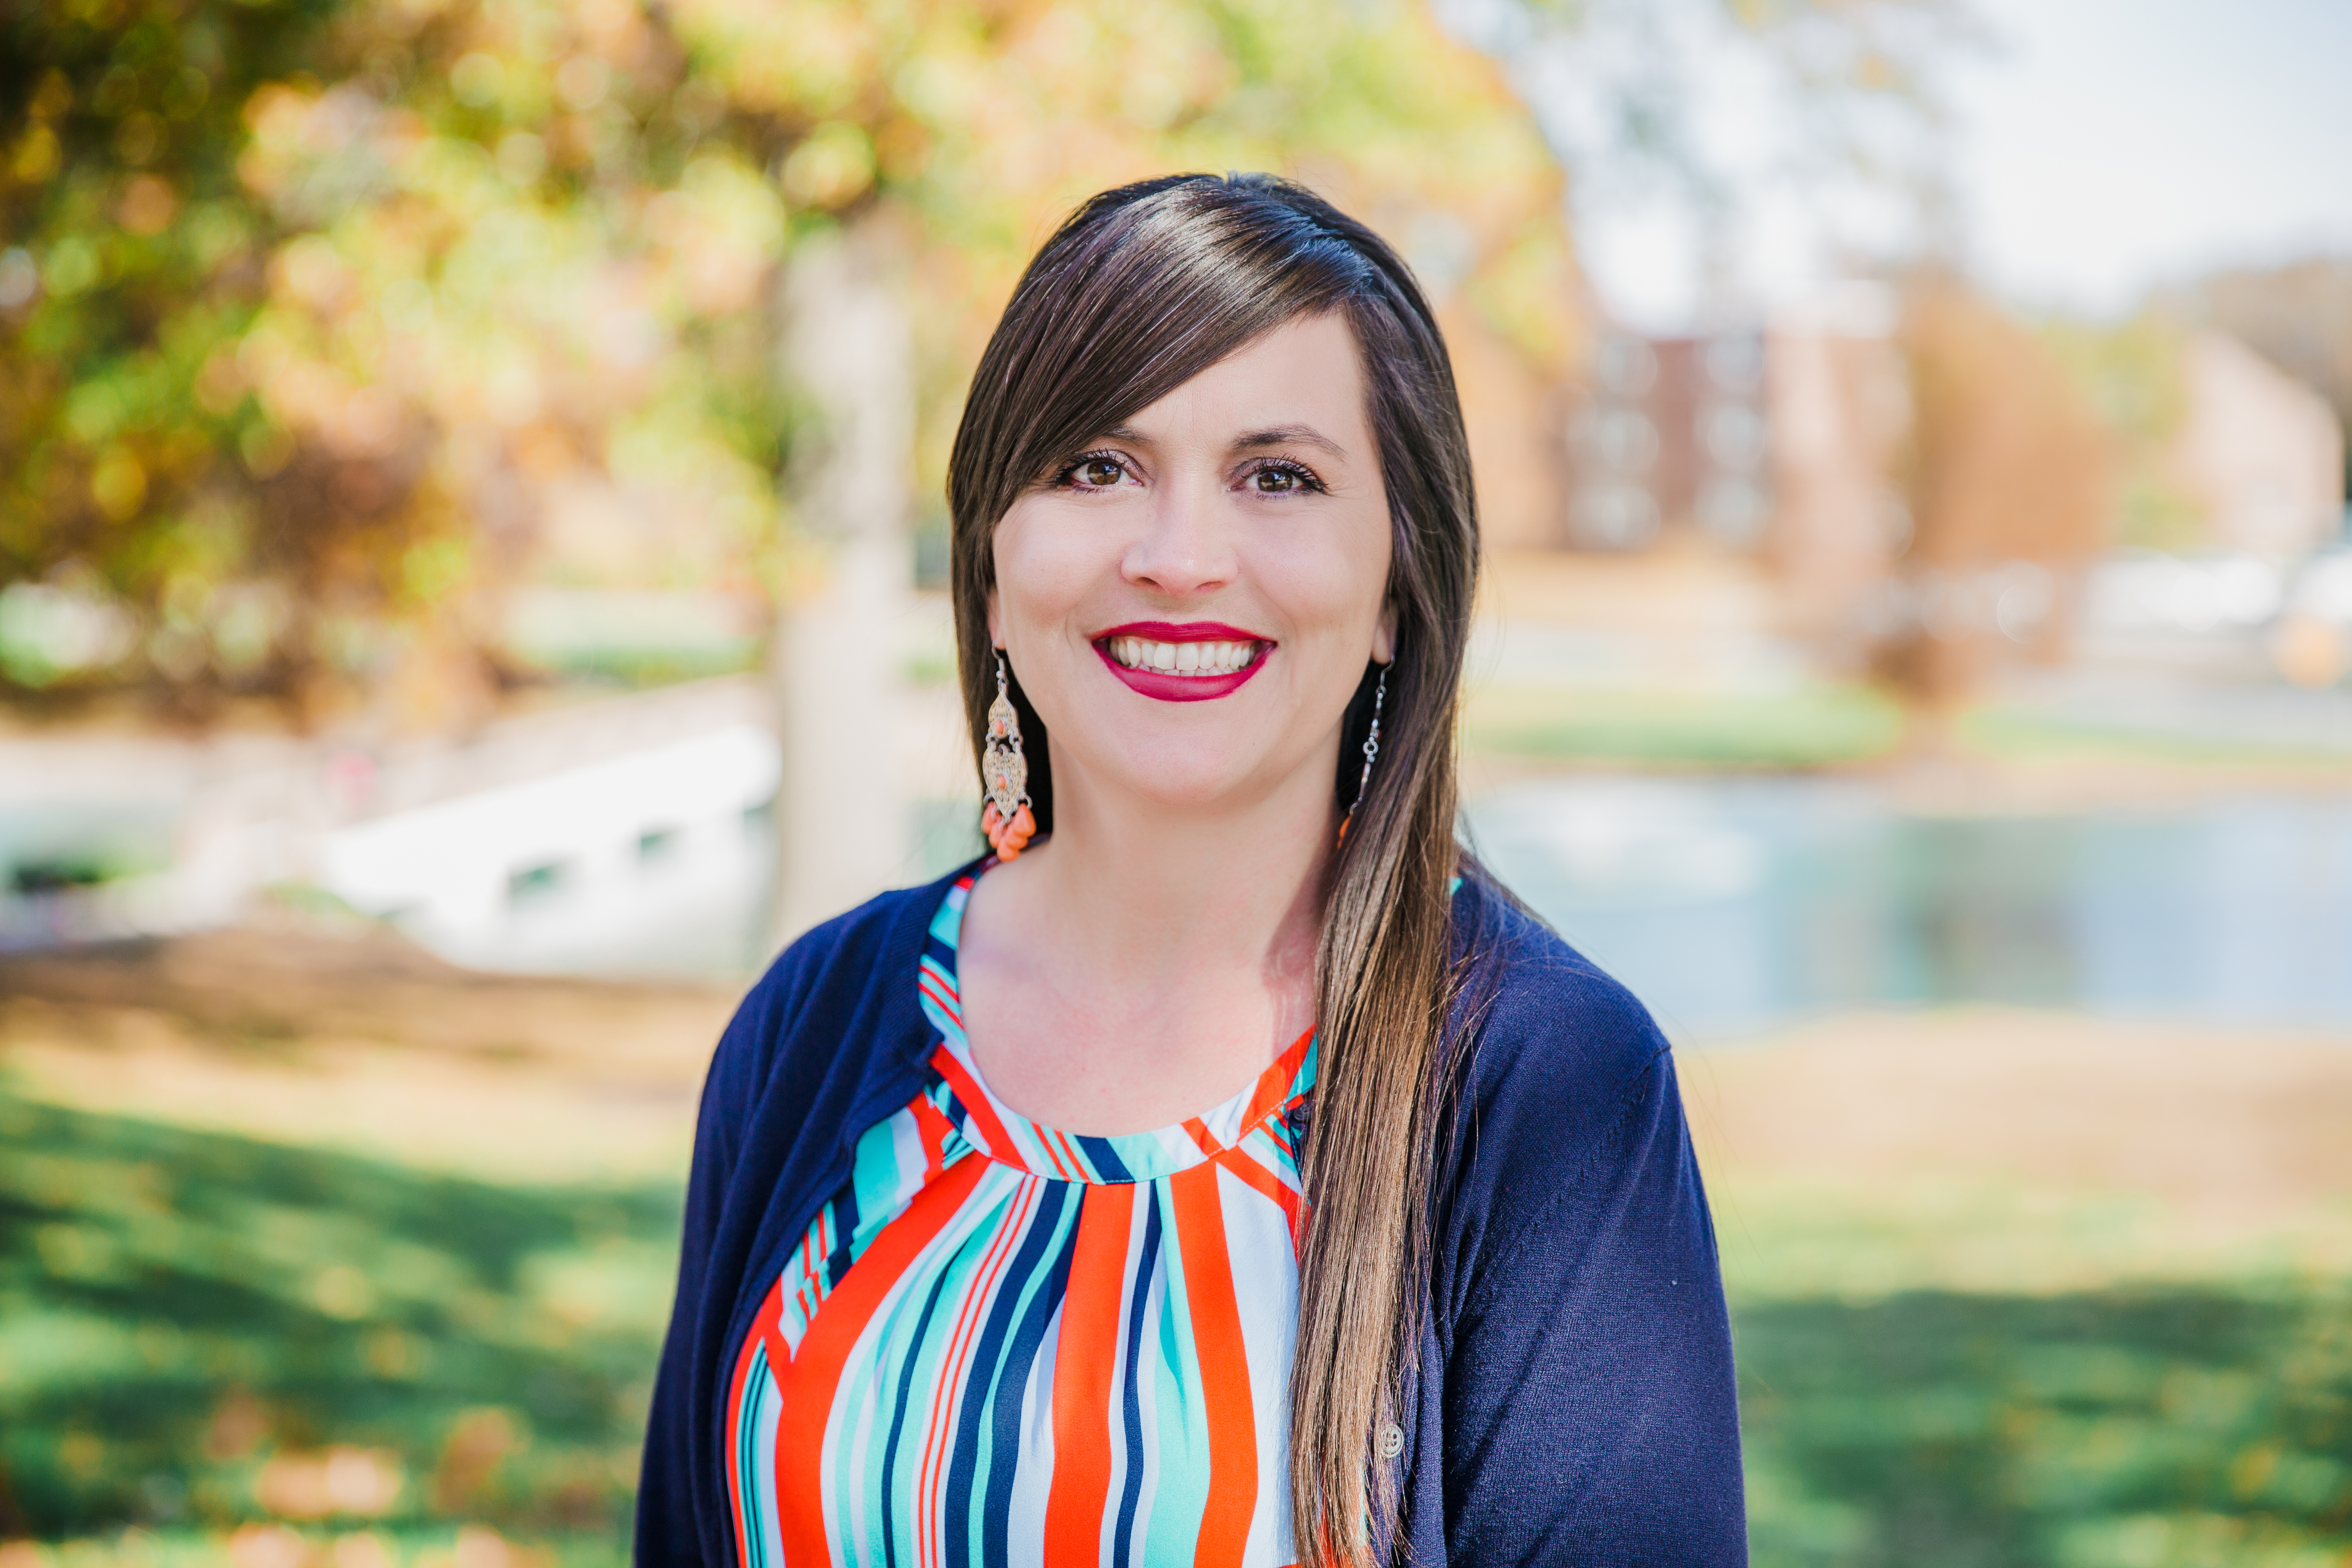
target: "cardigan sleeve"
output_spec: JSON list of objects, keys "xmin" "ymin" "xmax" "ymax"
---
[
  {"xmin": 631, "ymin": 873, "xmax": 946, "ymax": 1568},
  {"xmin": 1436, "ymin": 959, "xmax": 1747, "ymax": 1566},
  {"xmin": 634, "ymin": 960, "xmax": 800, "ymax": 1567}
]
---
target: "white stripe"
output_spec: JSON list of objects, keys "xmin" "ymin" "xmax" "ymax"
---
[
  {"xmin": 1197, "ymin": 1076, "xmax": 1261, "ymax": 1146},
  {"xmin": 1218, "ymin": 1161, "xmax": 1302, "ymax": 1568},
  {"xmin": 1005, "ymin": 1294, "xmax": 1064, "ymax": 1568},
  {"xmin": 841, "ymin": 1350, "xmax": 883, "ymax": 1568}
]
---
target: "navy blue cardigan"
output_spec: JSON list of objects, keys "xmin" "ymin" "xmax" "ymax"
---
[{"xmin": 636, "ymin": 862, "xmax": 1746, "ymax": 1566}]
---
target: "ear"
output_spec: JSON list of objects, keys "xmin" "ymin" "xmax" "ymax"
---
[
  {"xmin": 1372, "ymin": 598, "xmax": 1396, "ymax": 665},
  {"xmin": 986, "ymin": 584, "xmax": 1002, "ymax": 651}
]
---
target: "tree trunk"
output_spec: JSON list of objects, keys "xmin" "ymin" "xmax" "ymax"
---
[{"xmin": 766, "ymin": 218, "xmax": 915, "ymax": 951}]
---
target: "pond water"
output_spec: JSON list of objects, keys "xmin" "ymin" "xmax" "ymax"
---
[
  {"xmin": 1464, "ymin": 778, "xmax": 2352, "ymax": 1038},
  {"xmin": 11, "ymin": 771, "xmax": 2347, "ymax": 1039},
  {"xmin": 443, "ymin": 776, "xmax": 2352, "ymax": 1041}
]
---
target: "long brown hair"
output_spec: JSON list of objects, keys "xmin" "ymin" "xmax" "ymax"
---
[{"xmin": 945, "ymin": 174, "xmax": 1479, "ymax": 1565}]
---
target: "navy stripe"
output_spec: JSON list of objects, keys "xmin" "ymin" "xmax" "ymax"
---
[
  {"xmin": 1075, "ymin": 1134, "xmax": 1133, "ymax": 1183},
  {"xmin": 823, "ymin": 1181, "xmax": 861, "ymax": 1290},
  {"xmin": 931, "ymin": 1073, "xmax": 989, "ymax": 1148},
  {"xmin": 944, "ymin": 1179, "xmax": 1072, "ymax": 1568},
  {"xmin": 878, "ymin": 1264, "xmax": 961, "ymax": 1568},
  {"xmin": 980, "ymin": 1188, "xmax": 1080, "ymax": 1568},
  {"xmin": 1110, "ymin": 1197, "xmax": 1163, "ymax": 1568}
]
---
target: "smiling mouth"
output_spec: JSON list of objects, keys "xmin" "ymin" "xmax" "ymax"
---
[
  {"xmin": 1090, "ymin": 623, "xmax": 1274, "ymax": 702},
  {"xmin": 1100, "ymin": 635, "xmax": 1266, "ymax": 677}
]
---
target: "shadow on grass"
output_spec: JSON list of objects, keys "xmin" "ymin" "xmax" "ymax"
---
[
  {"xmin": 1737, "ymin": 1287, "xmax": 2352, "ymax": 1568},
  {"xmin": 0, "ymin": 1087, "xmax": 680, "ymax": 1546},
  {"xmin": 13, "ymin": 1078, "xmax": 2351, "ymax": 1567}
]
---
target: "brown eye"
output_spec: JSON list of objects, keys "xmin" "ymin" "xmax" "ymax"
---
[
  {"xmin": 1074, "ymin": 457, "xmax": 1125, "ymax": 488},
  {"xmin": 1252, "ymin": 465, "xmax": 1303, "ymax": 493}
]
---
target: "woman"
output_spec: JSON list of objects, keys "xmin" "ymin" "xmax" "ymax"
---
[{"xmin": 638, "ymin": 174, "xmax": 1744, "ymax": 1568}]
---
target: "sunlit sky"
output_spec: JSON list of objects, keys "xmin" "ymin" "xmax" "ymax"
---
[
  {"xmin": 1954, "ymin": 0, "xmax": 2352, "ymax": 315},
  {"xmin": 1546, "ymin": 0, "xmax": 2352, "ymax": 328}
]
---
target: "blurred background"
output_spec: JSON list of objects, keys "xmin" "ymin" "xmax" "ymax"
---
[{"xmin": 3, "ymin": 0, "xmax": 2350, "ymax": 1562}]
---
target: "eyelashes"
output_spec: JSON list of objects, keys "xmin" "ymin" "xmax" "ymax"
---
[
  {"xmin": 1243, "ymin": 457, "xmax": 1327, "ymax": 495},
  {"xmin": 1053, "ymin": 450, "xmax": 1133, "ymax": 491},
  {"xmin": 1049, "ymin": 450, "xmax": 1330, "ymax": 494}
]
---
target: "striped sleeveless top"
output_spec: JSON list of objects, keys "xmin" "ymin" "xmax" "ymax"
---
[{"xmin": 724, "ymin": 865, "xmax": 1315, "ymax": 1568}]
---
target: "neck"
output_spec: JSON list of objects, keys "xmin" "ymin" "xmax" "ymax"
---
[
  {"xmin": 952, "ymin": 735, "xmax": 1346, "ymax": 1132},
  {"xmin": 1014, "ymin": 742, "xmax": 1339, "ymax": 1010}
]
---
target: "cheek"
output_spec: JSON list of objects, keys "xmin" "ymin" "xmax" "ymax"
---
[
  {"xmin": 992, "ymin": 502, "xmax": 1114, "ymax": 627},
  {"xmin": 1256, "ymin": 512, "xmax": 1391, "ymax": 644},
  {"xmin": 989, "ymin": 527, "xmax": 1065, "ymax": 640}
]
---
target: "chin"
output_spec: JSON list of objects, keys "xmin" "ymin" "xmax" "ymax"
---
[{"xmin": 1076, "ymin": 736, "xmax": 1283, "ymax": 814}]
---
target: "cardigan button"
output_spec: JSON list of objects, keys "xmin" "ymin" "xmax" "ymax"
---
[{"xmin": 1377, "ymin": 1422, "xmax": 1405, "ymax": 1459}]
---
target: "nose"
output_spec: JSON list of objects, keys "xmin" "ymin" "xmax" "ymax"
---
[{"xmin": 1121, "ymin": 472, "xmax": 1236, "ymax": 598}]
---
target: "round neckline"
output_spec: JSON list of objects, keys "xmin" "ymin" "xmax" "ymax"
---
[{"xmin": 915, "ymin": 858, "xmax": 1316, "ymax": 1184}]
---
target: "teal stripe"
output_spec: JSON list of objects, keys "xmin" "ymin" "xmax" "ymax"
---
[{"xmin": 1140, "ymin": 1183, "xmax": 1210, "ymax": 1564}]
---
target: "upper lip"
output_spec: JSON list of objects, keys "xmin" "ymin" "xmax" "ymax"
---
[{"xmin": 1092, "ymin": 621, "xmax": 1272, "ymax": 644}]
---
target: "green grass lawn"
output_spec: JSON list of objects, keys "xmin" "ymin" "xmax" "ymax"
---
[
  {"xmin": 1737, "ymin": 1283, "xmax": 2352, "ymax": 1568},
  {"xmin": 5, "ymin": 1058, "xmax": 2349, "ymax": 1566},
  {"xmin": 0, "ymin": 1086, "xmax": 675, "ymax": 1565}
]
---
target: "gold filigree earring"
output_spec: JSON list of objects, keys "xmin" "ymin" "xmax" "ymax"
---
[{"xmin": 981, "ymin": 650, "xmax": 1037, "ymax": 860}]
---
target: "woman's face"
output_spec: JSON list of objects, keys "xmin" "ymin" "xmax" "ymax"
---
[{"xmin": 989, "ymin": 311, "xmax": 1395, "ymax": 822}]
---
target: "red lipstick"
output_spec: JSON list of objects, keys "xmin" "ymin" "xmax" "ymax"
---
[{"xmin": 1092, "ymin": 621, "xmax": 1273, "ymax": 703}]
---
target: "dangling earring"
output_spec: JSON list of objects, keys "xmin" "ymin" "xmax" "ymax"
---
[
  {"xmin": 980, "ymin": 650, "xmax": 1037, "ymax": 860},
  {"xmin": 1336, "ymin": 663, "xmax": 1387, "ymax": 849}
]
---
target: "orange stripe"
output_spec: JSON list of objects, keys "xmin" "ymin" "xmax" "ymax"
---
[
  {"xmin": 1239, "ymin": 1029, "xmax": 1315, "ymax": 1131},
  {"xmin": 918, "ymin": 968, "xmax": 964, "ymax": 1028},
  {"xmin": 1015, "ymin": 1114, "xmax": 1076, "ymax": 1182},
  {"xmin": 1182, "ymin": 1116, "xmax": 1223, "ymax": 1157},
  {"xmin": 1043, "ymin": 1184, "xmax": 1135, "ymax": 1566},
  {"xmin": 931, "ymin": 1045, "xmax": 1027, "ymax": 1169},
  {"xmin": 773, "ymin": 1154, "xmax": 986, "ymax": 1568},
  {"xmin": 912, "ymin": 1095, "xmax": 953, "ymax": 1180},
  {"xmin": 1051, "ymin": 1126, "xmax": 1093, "ymax": 1180},
  {"xmin": 1032, "ymin": 1124, "xmax": 1080, "ymax": 1183},
  {"xmin": 1214, "ymin": 1145, "xmax": 1308, "ymax": 1257},
  {"xmin": 1171, "ymin": 1163, "xmax": 1258, "ymax": 1568}
]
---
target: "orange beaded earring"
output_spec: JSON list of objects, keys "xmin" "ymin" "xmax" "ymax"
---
[{"xmin": 980, "ymin": 650, "xmax": 1037, "ymax": 860}]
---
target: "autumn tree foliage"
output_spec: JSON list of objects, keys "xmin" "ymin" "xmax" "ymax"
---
[
  {"xmin": 1871, "ymin": 274, "xmax": 2115, "ymax": 722},
  {"xmin": 0, "ymin": 0, "xmax": 1579, "ymax": 725}
]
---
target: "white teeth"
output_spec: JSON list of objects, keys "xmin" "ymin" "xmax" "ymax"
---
[{"xmin": 1109, "ymin": 636, "xmax": 1262, "ymax": 675}]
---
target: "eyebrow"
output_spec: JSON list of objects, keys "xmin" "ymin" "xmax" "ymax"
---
[
  {"xmin": 1096, "ymin": 422, "xmax": 1348, "ymax": 459},
  {"xmin": 1233, "ymin": 424, "xmax": 1347, "ymax": 459}
]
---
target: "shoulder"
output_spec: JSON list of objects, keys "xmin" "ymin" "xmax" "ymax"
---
[
  {"xmin": 1423, "ymin": 876, "xmax": 1746, "ymax": 1566},
  {"xmin": 1429, "ymin": 871, "xmax": 1688, "ymax": 1283},
  {"xmin": 704, "ymin": 862, "xmax": 971, "ymax": 1118},
  {"xmin": 743, "ymin": 866, "xmax": 960, "ymax": 1020},
  {"xmin": 1444, "ymin": 869, "xmax": 1675, "ymax": 1145}
]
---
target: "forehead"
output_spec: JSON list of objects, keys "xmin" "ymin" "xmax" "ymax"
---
[{"xmin": 1118, "ymin": 312, "xmax": 1368, "ymax": 440}]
